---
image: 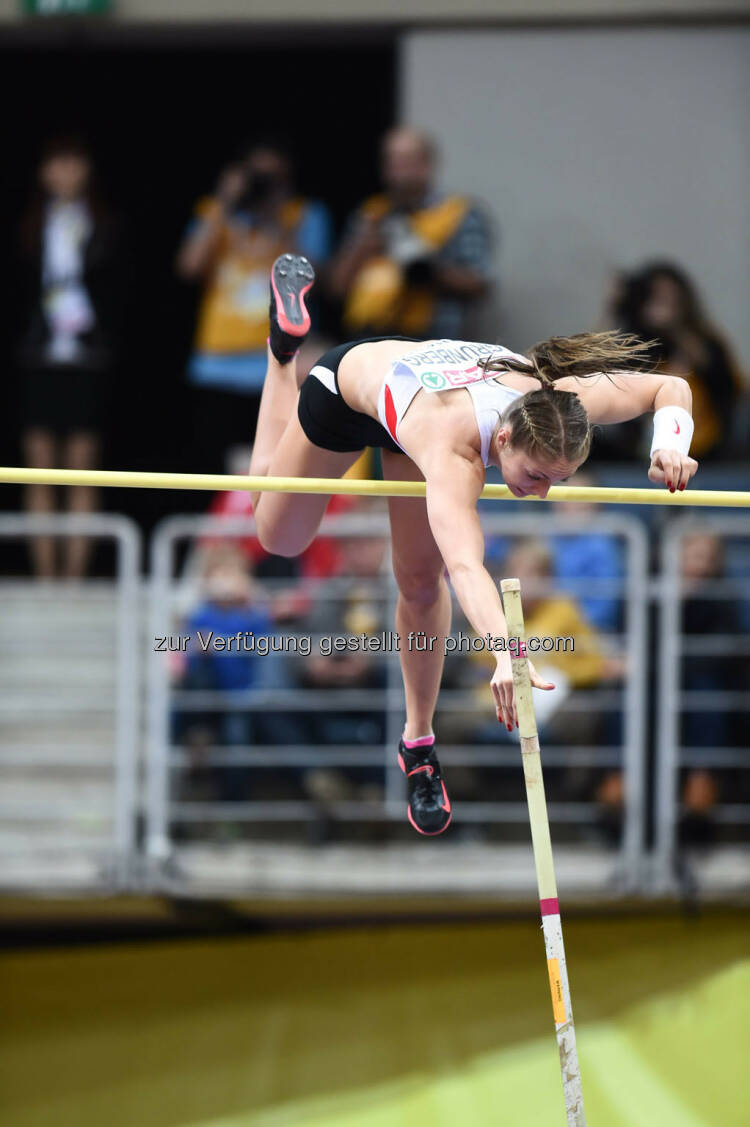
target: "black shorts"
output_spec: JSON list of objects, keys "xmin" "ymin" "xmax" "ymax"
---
[{"xmin": 297, "ymin": 336, "xmax": 421, "ymax": 454}]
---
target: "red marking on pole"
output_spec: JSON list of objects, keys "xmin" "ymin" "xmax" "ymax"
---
[{"xmin": 540, "ymin": 897, "xmax": 560, "ymax": 916}]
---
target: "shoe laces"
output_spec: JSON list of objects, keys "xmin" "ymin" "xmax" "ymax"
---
[{"xmin": 407, "ymin": 754, "xmax": 441, "ymax": 802}]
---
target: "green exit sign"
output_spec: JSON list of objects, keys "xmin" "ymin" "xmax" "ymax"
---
[{"xmin": 22, "ymin": 0, "xmax": 112, "ymax": 14}]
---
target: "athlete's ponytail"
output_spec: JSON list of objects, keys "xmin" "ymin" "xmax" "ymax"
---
[
  {"xmin": 482, "ymin": 329, "xmax": 655, "ymax": 464},
  {"xmin": 480, "ymin": 329, "xmax": 655, "ymax": 385}
]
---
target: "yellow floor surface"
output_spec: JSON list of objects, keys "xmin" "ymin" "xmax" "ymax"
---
[{"xmin": 1, "ymin": 910, "xmax": 748, "ymax": 1127}]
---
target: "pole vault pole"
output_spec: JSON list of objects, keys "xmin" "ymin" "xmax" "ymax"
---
[{"xmin": 501, "ymin": 578, "xmax": 586, "ymax": 1126}]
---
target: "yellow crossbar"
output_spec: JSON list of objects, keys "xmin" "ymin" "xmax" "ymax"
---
[{"xmin": 0, "ymin": 467, "xmax": 748, "ymax": 506}]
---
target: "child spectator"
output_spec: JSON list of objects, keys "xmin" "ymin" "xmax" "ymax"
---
[
  {"xmin": 297, "ymin": 512, "xmax": 390, "ymax": 806},
  {"xmin": 174, "ymin": 544, "xmax": 302, "ymax": 804}
]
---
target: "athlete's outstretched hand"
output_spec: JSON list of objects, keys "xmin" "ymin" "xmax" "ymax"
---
[
  {"xmin": 491, "ymin": 652, "xmax": 555, "ymax": 731},
  {"xmin": 649, "ymin": 450, "xmax": 699, "ymax": 493}
]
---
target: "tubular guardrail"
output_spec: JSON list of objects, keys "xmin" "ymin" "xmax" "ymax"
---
[
  {"xmin": 147, "ymin": 510, "xmax": 649, "ymax": 893},
  {"xmin": 0, "ymin": 514, "xmax": 141, "ymax": 890},
  {"xmin": 1, "ymin": 507, "xmax": 746, "ymax": 898},
  {"xmin": 655, "ymin": 516, "xmax": 750, "ymax": 892}
]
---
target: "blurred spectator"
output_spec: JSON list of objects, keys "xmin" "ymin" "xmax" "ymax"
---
[
  {"xmin": 608, "ymin": 261, "xmax": 746, "ymax": 460},
  {"xmin": 454, "ymin": 539, "xmax": 623, "ymax": 819},
  {"xmin": 467, "ymin": 539, "xmax": 623, "ymax": 735},
  {"xmin": 173, "ymin": 543, "xmax": 302, "ymax": 805},
  {"xmin": 171, "ymin": 446, "xmax": 372, "ymax": 628},
  {"xmin": 485, "ymin": 471, "xmax": 624, "ymax": 632},
  {"xmin": 177, "ymin": 139, "xmax": 332, "ymax": 472},
  {"xmin": 329, "ymin": 126, "xmax": 492, "ymax": 340},
  {"xmin": 297, "ymin": 515, "xmax": 390, "ymax": 806},
  {"xmin": 549, "ymin": 471, "xmax": 624, "ymax": 633},
  {"xmin": 203, "ymin": 447, "xmax": 365, "ymax": 582},
  {"xmin": 15, "ymin": 134, "xmax": 127, "ymax": 578},
  {"xmin": 677, "ymin": 530, "xmax": 744, "ymax": 845},
  {"xmin": 597, "ymin": 529, "xmax": 746, "ymax": 848}
]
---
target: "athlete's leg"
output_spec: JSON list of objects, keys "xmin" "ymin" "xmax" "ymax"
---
[
  {"xmin": 249, "ymin": 341, "xmax": 303, "ymax": 490},
  {"xmin": 248, "ymin": 257, "xmax": 361, "ymax": 557},
  {"xmin": 253, "ymin": 400, "xmax": 362, "ymax": 556},
  {"xmin": 381, "ymin": 449, "xmax": 451, "ymax": 740}
]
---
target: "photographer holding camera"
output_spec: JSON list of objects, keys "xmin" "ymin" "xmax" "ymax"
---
[
  {"xmin": 329, "ymin": 127, "xmax": 492, "ymax": 341},
  {"xmin": 177, "ymin": 140, "xmax": 331, "ymax": 471}
]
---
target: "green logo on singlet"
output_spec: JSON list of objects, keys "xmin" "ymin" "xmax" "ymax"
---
[{"xmin": 420, "ymin": 371, "xmax": 447, "ymax": 390}]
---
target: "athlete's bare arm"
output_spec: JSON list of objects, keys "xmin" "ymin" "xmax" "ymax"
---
[
  {"xmin": 421, "ymin": 446, "xmax": 553, "ymax": 728},
  {"xmin": 555, "ymin": 370, "xmax": 690, "ymax": 424},
  {"xmin": 557, "ymin": 370, "xmax": 698, "ymax": 490}
]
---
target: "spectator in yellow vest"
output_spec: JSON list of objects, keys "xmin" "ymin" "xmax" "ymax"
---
[
  {"xmin": 329, "ymin": 126, "xmax": 492, "ymax": 340},
  {"xmin": 467, "ymin": 539, "xmax": 623, "ymax": 701},
  {"xmin": 177, "ymin": 140, "xmax": 332, "ymax": 472},
  {"xmin": 457, "ymin": 538, "xmax": 624, "ymax": 811}
]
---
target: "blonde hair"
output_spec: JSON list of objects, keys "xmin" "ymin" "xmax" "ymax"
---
[{"xmin": 481, "ymin": 330, "xmax": 654, "ymax": 463}]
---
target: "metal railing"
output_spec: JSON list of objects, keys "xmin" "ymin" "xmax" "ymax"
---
[
  {"xmin": 0, "ymin": 514, "xmax": 140, "ymax": 890},
  {"xmin": 146, "ymin": 510, "xmax": 649, "ymax": 892},
  {"xmin": 3, "ymin": 507, "xmax": 745, "ymax": 899},
  {"xmin": 655, "ymin": 516, "xmax": 750, "ymax": 892}
]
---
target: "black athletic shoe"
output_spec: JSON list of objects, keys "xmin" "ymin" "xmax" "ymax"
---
[
  {"xmin": 398, "ymin": 739, "xmax": 452, "ymax": 836},
  {"xmin": 269, "ymin": 253, "xmax": 315, "ymax": 364}
]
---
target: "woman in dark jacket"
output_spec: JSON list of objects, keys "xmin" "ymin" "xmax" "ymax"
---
[
  {"xmin": 17, "ymin": 135, "xmax": 125, "ymax": 578},
  {"xmin": 610, "ymin": 261, "xmax": 743, "ymax": 462}
]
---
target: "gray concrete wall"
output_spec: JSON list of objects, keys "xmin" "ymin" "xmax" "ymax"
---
[{"xmin": 401, "ymin": 26, "xmax": 750, "ymax": 367}]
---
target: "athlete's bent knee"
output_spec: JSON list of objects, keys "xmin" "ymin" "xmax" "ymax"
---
[
  {"xmin": 254, "ymin": 509, "xmax": 311, "ymax": 558},
  {"xmin": 394, "ymin": 565, "xmax": 445, "ymax": 607},
  {"xmin": 256, "ymin": 521, "xmax": 306, "ymax": 558}
]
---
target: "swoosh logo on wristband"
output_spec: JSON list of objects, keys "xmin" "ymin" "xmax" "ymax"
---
[{"xmin": 674, "ymin": 421, "xmax": 681, "ymax": 434}]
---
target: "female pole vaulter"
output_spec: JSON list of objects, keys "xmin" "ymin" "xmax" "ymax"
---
[{"xmin": 247, "ymin": 255, "xmax": 697, "ymax": 835}]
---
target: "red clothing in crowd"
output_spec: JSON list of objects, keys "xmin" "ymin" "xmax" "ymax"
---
[{"xmin": 202, "ymin": 490, "xmax": 359, "ymax": 579}]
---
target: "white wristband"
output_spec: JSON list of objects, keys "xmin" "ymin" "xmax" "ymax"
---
[{"xmin": 650, "ymin": 405, "xmax": 694, "ymax": 458}]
